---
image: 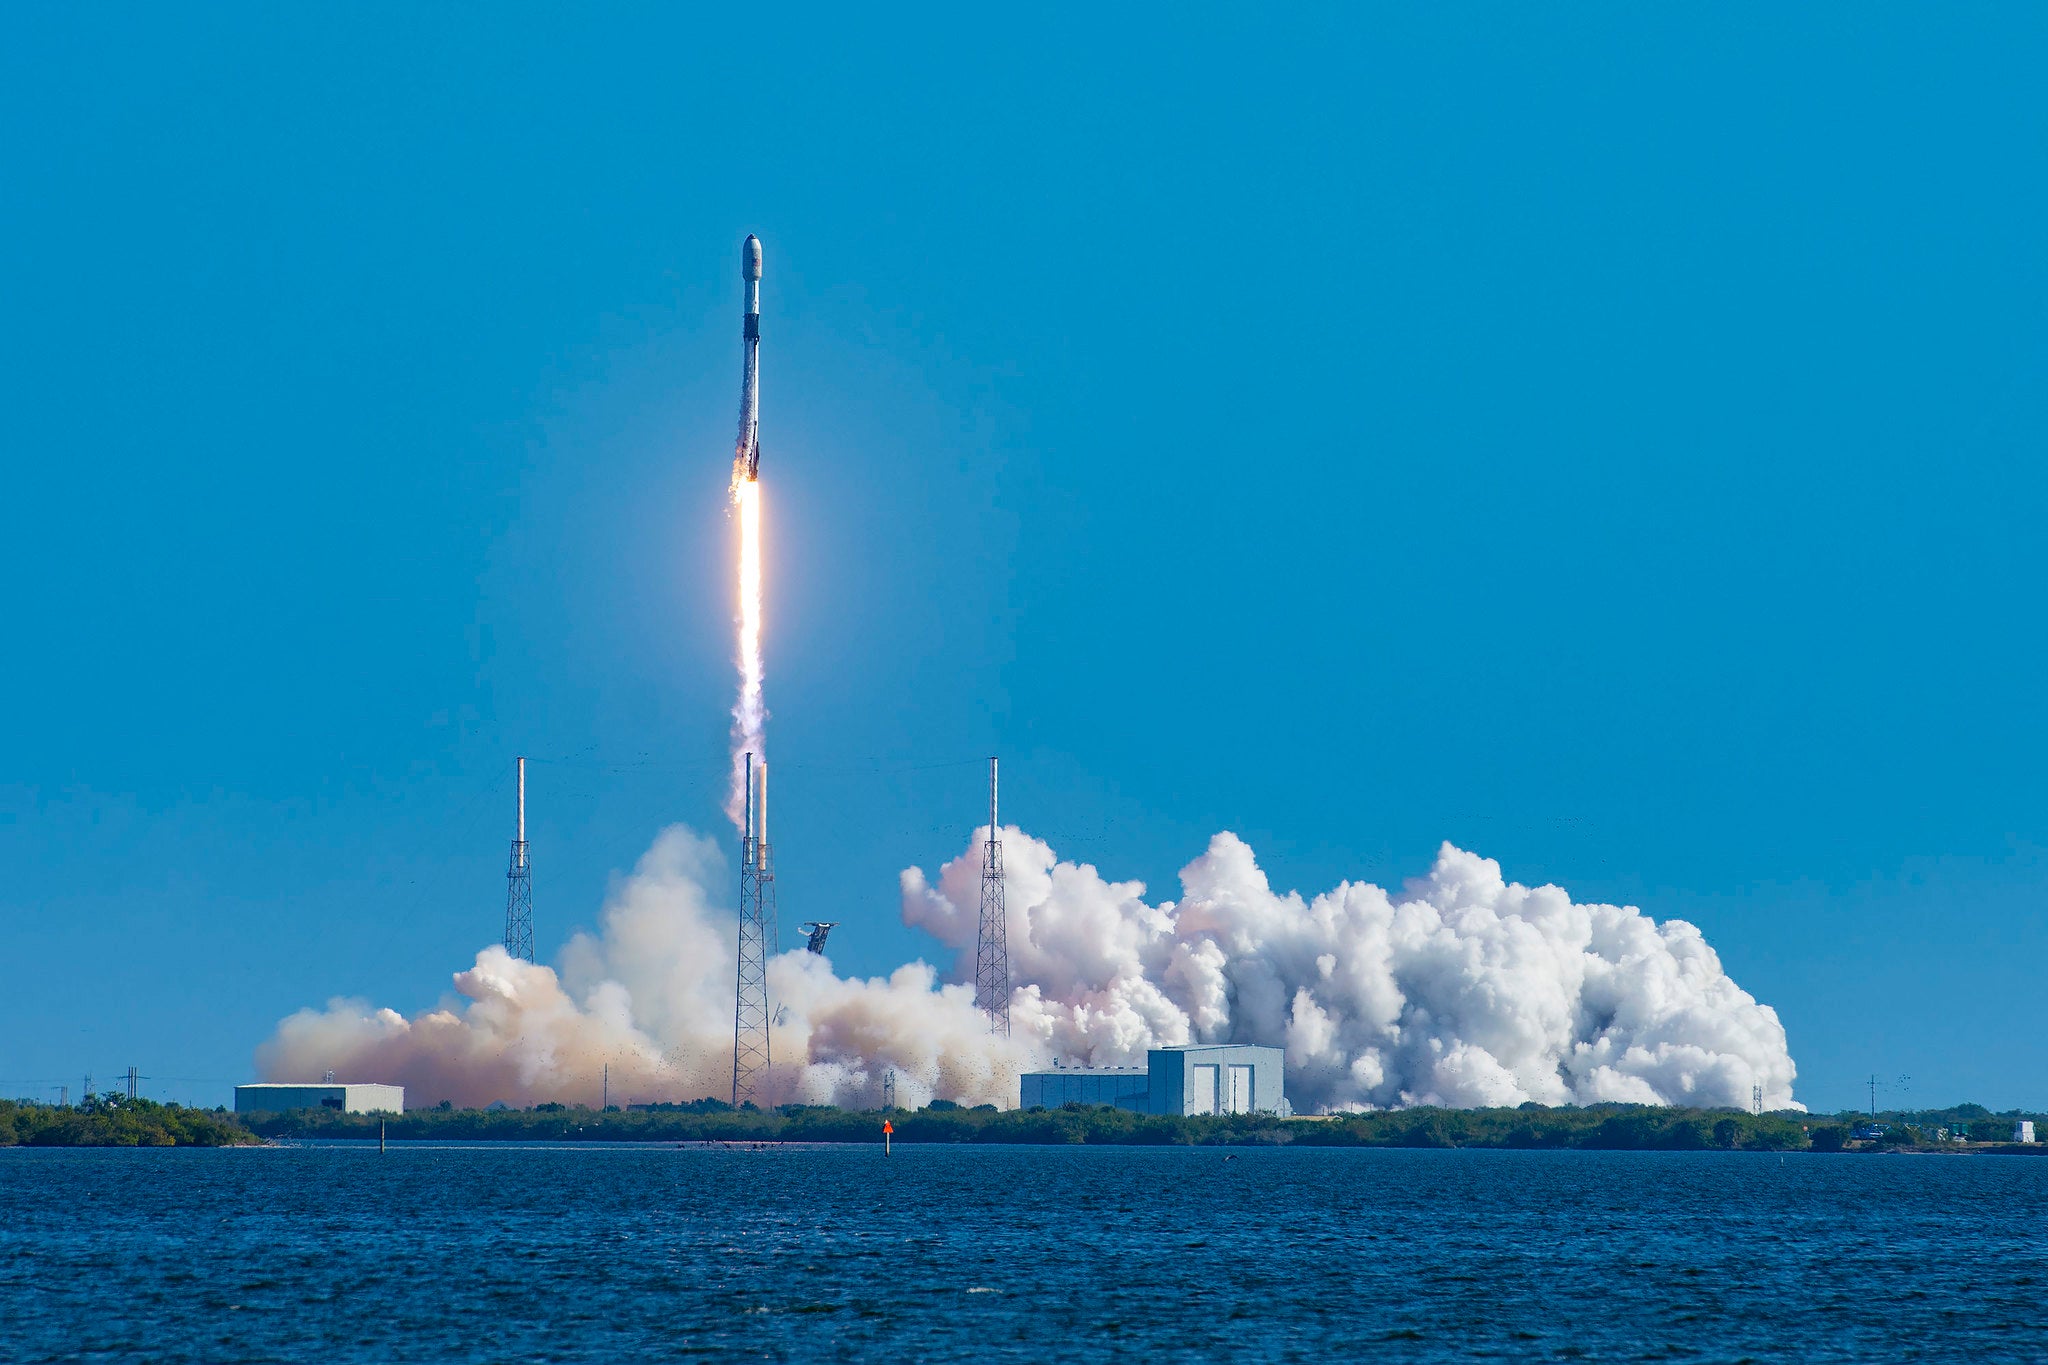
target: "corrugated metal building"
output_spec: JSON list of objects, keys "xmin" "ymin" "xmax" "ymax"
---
[
  {"xmin": 1018, "ymin": 1068, "xmax": 1149, "ymax": 1112},
  {"xmin": 1148, "ymin": 1045, "xmax": 1285, "ymax": 1116},
  {"xmin": 1018, "ymin": 1045, "xmax": 1286, "ymax": 1116},
  {"xmin": 234, "ymin": 1083, "xmax": 405, "ymax": 1115}
]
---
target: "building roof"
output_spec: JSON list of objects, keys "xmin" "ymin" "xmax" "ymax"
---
[
  {"xmin": 235, "ymin": 1082, "xmax": 400, "ymax": 1090},
  {"xmin": 1019, "ymin": 1067, "xmax": 1146, "ymax": 1077}
]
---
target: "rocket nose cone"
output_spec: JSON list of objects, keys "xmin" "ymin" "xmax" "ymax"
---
[{"xmin": 743, "ymin": 235, "xmax": 762, "ymax": 280}]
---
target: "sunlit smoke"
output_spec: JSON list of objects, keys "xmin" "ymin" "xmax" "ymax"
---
[
  {"xmin": 726, "ymin": 472, "xmax": 764, "ymax": 830},
  {"xmin": 261, "ymin": 826, "xmax": 1799, "ymax": 1114},
  {"xmin": 903, "ymin": 831, "xmax": 1802, "ymax": 1113},
  {"xmin": 259, "ymin": 826, "xmax": 1030, "ymax": 1110}
]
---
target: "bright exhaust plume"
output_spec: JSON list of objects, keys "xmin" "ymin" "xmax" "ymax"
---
[{"xmin": 724, "ymin": 475, "xmax": 764, "ymax": 831}]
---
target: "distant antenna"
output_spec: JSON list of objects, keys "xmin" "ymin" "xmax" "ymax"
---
[
  {"xmin": 974, "ymin": 757, "xmax": 1009, "ymax": 1036},
  {"xmin": 1752, "ymin": 1084, "xmax": 1763, "ymax": 1116},
  {"xmin": 82, "ymin": 1073, "xmax": 92, "ymax": 1106},
  {"xmin": 504, "ymin": 756, "xmax": 534, "ymax": 961},
  {"xmin": 602, "ymin": 1062, "xmax": 609, "ymax": 1111},
  {"xmin": 882, "ymin": 1068, "xmax": 896, "ymax": 1111},
  {"xmin": 126, "ymin": 1067, "xmax": 138, "ymax": 1101},
  {"xmin": 733, "ymin": 754, "xmax": 776, "ymax": 1105}
]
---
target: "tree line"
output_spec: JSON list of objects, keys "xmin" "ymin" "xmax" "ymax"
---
[{"xmin": 0, "ymin": 1096, "xmax": 258, "ymax": 1147}]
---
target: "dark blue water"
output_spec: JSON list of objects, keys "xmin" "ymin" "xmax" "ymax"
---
[{"xmin": 2, "ymin": 1144, "xmax": 2043, "ymax": 1361}]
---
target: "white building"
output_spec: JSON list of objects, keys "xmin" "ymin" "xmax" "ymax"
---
[
  {"xmin": 235, "ymin": 1083, "xmax": 404, "ymax": 1115},
  {"xmin": 2015, "ymin": 1120, "xmax": 2036, "ymax": 1143},
  {"xmin": 1017, "ymin": 1045, "xmax": 1288, "ymax": 1116},
  {"xmin": 1148, "ymin": 1045, "xmax": 1287, "ymax": 1116}
]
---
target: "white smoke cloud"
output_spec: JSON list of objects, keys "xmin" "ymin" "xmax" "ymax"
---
[
  {"xmin": 903, "ymin": 830, "xmax": 1800, "ymax": 1112},
  {"xmin": 261, "ymin": 825, "xmax": 1798, "ymax": 1113},
  {"xmin": 259, "ymin": 827, "xmax": 1031, "ymax": 1110}
]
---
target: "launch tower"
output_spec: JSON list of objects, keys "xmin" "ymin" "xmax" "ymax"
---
[
  {"xmin": 733, "ymin": 753, "xmax": 777, "ymax": 1104},
  {"xmin": 974, "ymin": 757, "xmax": 1009, "ymax": 1035},
  {"xmin": 504, "ymin": 756, "xmax": 533, "ymax": 962}
]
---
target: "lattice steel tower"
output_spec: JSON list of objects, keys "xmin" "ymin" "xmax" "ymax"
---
[
  {"xmin": 733, "ymin": 753, "xmax": 777, "ymax": 1105},
  {"xmin": 975, "ymin": 756, "xmax": 1009, "ymax": 1035},
  {"xmin": 504, "ymin": 756, "xmax": 533, "ymax": 962}
]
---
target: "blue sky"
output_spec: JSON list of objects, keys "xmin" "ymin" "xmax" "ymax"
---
[{"xmin": 3, "ymin": 7, "xmax": 2043, "ymax": 1114}]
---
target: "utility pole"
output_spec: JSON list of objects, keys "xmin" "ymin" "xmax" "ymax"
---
[
  {"xmin": 1869, "ymin": 1074, "xmax": 1878, "ymax": 1118},
  {"xmin": 504, "ymin": 756, "xmax": 534, "ymax": 961},
  {"xmin": 602, "ymin": 1063, "xmax": 609, "ymax": 1111},
  {"xmin": 974, "ymin": 757, "xmax": 1009, "ymax": 1036}
]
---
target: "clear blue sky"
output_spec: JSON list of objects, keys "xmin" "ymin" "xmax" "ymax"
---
[{"xmin": 3, "ymin": 7, "xmax": 2043, "ymax": 1114}]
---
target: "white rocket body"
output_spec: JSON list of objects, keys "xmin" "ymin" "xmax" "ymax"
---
[{"xmin": 737, "ymin": 234, "xmax": 762, "ymax": 479}]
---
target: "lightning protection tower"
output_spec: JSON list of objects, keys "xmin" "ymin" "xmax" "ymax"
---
[
  {"xmin": 974, "ymin": 756, "xmax": 1009, "ymax": 1036},
  {"xmin": 733, "ymin": 754, "xmax": 776, "ymax": 1105},
  {"xmin": 504, "ymin": 756, "xmax": 534, "ymax": 962}
]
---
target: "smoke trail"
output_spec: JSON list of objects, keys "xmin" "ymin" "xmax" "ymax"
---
[
  {"xmin": 261, "ymin": 826, "xmax": 1798, "ymax": 1113},
  {"xmin": 725, "ymin": 476, "xmax": 765, "ymax": 830}
]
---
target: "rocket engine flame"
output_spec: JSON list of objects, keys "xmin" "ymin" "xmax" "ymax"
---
[{"xmin": 726, "ymin": 475, "xmax": 765, "ymax": 830}]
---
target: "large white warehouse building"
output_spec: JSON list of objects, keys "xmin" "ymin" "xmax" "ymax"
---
[
  {"xmin": 1018, "ymin": 1045, "xmax": 1285, "ymax": 1116},
  {"xmin": 234, "ymin": 1083, "xmax": 405, "ymax": 1115}
]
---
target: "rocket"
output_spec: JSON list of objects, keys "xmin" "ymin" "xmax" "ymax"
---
[{"xmin": 736, "ymin": 233, "xmax": 762, "ymax": 480}]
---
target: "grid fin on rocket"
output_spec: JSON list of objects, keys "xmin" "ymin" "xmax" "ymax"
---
[{"xmin": 737, "ymin": 234, "xmax": 762, "ymax": 480}]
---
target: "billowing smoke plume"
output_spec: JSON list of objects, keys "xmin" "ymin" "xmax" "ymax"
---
[
  {"xmin": 261, "ymin": 827, "xmax": 1798, "ymax": 1112},
  {"xmin": 260, "ymin": 827, "xmax": 1026, "ymax": 1110},
  {"xmin": 907, "ymin": 832, "xmax": 1798, "ymax": 1111}
]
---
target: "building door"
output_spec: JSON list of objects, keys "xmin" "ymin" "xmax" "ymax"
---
[
  {"xmin": 1227, "ymin": 1064, "xmax": 1253, "ymax": 1115},
  {"xmin": 1189, "ymin": 1064, "xmax": 1219, "ymax": 1115}
]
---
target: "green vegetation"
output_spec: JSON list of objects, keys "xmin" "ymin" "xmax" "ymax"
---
[
  {"xmin": 1293, "ymin": 1105, "xmax": 1818, "ymax": 1151},
  {"xmin": 14, "ymin": 1093, "xmax": 2038, "ymax": 1153},
  {"xmin": 0, "ymin": 1096, "xmax": 260, "ymax": 1147},
  {"xmin": 244, "ymin": 1100, "xmax": 1833, "ymax": 1150}
]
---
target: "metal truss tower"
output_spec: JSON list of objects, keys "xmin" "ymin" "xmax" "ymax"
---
[
  {"xmin": 733, "ymin": 754, "xmax": 777, "ymax": 1106},
  {"xmin": 974, "ymin": 756, "xmax": 1009, "ymax": 1036},
  {"xmin": 504, "ymin": 756, "xmax": 534, "ymax": 961}
]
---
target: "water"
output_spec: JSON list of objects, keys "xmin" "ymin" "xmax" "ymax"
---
[{"xmin": 2, "ymin": 1143, "xmax": 2043, "ymax": 1361}]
